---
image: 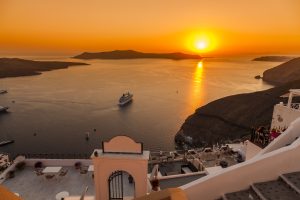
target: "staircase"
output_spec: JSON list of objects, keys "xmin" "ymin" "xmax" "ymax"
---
[{"xmin": 222, "ymin": 171, "xmax": 300, "ymax": 200}]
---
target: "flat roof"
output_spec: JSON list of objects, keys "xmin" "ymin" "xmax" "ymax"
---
[
  {"xmin": 159, "ymin": 174, "xmax": 206, "ymax": 189},
  {"xmin": 149, "ymin": 161, "xmax": 191, "ymax": 176}
]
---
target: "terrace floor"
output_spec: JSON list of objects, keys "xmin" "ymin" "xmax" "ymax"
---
[{"xmin": 3, "ymin": 166, "xmax": 95, "ymax": 200}]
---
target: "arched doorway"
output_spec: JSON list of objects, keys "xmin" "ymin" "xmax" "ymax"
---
[
  {"xmin": 92, "ymin": 136, "xmax": 149, "ymax": 200},
  {"xmin": 108, "ymin": 170, "xmax": 135, "ymax": 200}
]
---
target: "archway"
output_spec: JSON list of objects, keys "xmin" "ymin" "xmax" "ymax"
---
[
  {"xmin": 108, "ymin": 170, "xmax": 135, "ymax": 200},
  {"xmin": 92, "ymin": 136, "xmax": 149, "ymax": 200}
]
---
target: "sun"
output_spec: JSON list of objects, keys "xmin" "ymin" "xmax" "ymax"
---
[
  {"xmin": 196, "ymin": 41, "xmax": 207, "ymax": 50},
  {"xmin": 185, "ymin": 31, "xmax": 218, "ymax": 54}
]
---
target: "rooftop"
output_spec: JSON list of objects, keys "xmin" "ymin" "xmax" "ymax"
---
[{"xmin": 159, "ymin": 174, "xmax": 206, "ymax": 190}]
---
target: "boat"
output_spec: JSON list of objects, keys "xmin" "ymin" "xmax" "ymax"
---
[
  {"xmin": 118, "ymin": 92, "xmax": 133, "ymax": 106},
  {"xmin": 0, "ymin": 106, "xmax": 9, "ymax": 112},
  {"xmin": 0, "ymin": 90, "xmax": 7, "ymax": 94},
  {"xmin": 0, "ymin": 140, "xmax": 14, "ymax": 146}
]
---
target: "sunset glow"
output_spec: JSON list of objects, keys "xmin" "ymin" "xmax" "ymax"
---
[{"xmin": 1, "ymin": 0, "xmax": 300, "ymax": 56}]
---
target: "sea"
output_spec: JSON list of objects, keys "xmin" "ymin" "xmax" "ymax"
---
[{"xmin": 0, "ymin": 56, "xmax": 283, "ymax": 157}]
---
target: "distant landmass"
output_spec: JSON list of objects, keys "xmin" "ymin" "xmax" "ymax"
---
[
  {"xmin": 253, "ymin": 56, "xmax": 294, "ymax": 62},
  {"xmin": 175, "ymin": 57, "xmax": 300, "ymax": 148},
  {"xmin": 263, "ymin": 57, "xmax": 300, "ymax": 86},
  {"xmin": 73, "ymin": 50, "xmax": 202, "ymax": 60},
  {"xmin": 0, "ymin": 58, "xmax": 88, "ymax": 79}
]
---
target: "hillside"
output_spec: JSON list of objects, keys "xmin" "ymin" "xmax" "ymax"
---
[
  {"xmin": 263, "ymin": 57, "xmax": 300, "ymax": 85},
  {"xmin": 175, "ymin": 80, "xmax": 300, "ymax": 147}
]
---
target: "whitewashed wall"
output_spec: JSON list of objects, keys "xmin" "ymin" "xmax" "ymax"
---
[{"xmin": 271, "ymin": 104, "xmax": 300, "ymax": 130}]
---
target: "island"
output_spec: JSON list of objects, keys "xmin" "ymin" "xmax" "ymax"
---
[
  {"xmin": 175, "ymin": 57, "xmax": 300, "ymax": 148},
  {"xmin": 252, "ymin": 56, "xmax": 294, "ymax": 62},
  {"xmin": 73, "ymin": 50, "xmax": 202, "ymax": 60},
  {"xmin": 0, "ymin": 58, "xmax": 88, "ymax": 79},
  {"xmin": 263, "ymin": 57, "xmax": 300, "ymax": 86}
]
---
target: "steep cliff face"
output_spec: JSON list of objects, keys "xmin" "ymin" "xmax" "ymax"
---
[
  {"xmin": 175, "ymin": 80, "xmax": 300, "ymax": 148},
  {"xmin": 263, "ymin": 57, "xmax": 300, "ymax": 86}
]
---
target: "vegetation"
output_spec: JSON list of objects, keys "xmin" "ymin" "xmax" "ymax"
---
[
  {"xmin": 15, "ymin": 161, "xmax": 26, "ymax": 170},
  {"xmin": 74, "ymin": 162, "xmax": 82, "ymax": 169},
  {"xmin": 34, "ymin": 161, "xmax": 43, "ymax": 169},
  {"xmin": 6, "ymin": 170, "xmax": 15, "ymax": 179}
]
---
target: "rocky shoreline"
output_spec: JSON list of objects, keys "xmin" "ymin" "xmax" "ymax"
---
[{"xmin": 175, "ymin": 57, "xmax": 300, "ymax": 148}]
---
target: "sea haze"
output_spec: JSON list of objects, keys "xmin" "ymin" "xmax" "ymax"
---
[{"xmin": 0, "ymin": 56, "xmax": 280, "ymax": 156}]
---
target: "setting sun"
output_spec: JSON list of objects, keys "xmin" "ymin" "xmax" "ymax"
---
[
  {"xmin": 196, "ymin": 41, "xmax": 207, "ymax": 50},
  {"xmin": 185, "ymin": 31, "xmax": 218, "ymax": 54}
]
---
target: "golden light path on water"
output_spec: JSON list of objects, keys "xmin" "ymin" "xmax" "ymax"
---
[{"xmin": 189, "ymin": 60, "xmax": 205, "ymax": 110}]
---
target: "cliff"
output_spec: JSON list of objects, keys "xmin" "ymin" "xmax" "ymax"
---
[
  {"xmin": 175, "ymin": 80, "xmax": 300, "ymax": 147},
  {"xmin": 73, "ymin": 50, "xmax": 202, "ymax": 60},
  {"xmin": 263, "ymin": 57, "xmax": 300, "ymax": 86},
  {"xmin": 0, "ymin": 58, "xmax": 88, "ymax": 79}
]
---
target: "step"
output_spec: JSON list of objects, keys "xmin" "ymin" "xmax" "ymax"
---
[
  {"xmin": 281, "ymin": 172, "xmax": 300, "ymax": 194},
  {"xmin": 253, "ymin": 179, "xmax": 300, "ymax": 200},
  {"xmin": 224, "ymin": 187, "xmax": 261, "ymax": 200}
]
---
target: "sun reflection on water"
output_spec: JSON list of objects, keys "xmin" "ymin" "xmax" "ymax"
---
[
  {"xmin": 190, "ymin": 61, "xmax": 204, "ymax": 109},
  {"xmin": 197, "ymin": 61, "xmax": 203, "ymax": 69},
  {"xmin": 194, "ymin": 61, "xmax": 203, "ymax": 84}
]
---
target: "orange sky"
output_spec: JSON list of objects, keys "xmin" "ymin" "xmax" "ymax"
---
[{"xmin": 1, "ymin": 0, "xmax": 300, "ymax": 56}]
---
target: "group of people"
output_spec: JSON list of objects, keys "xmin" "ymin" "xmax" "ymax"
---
[{"xmin": 250, "ymin": 126, "xmax": 285, "ymax": 146}]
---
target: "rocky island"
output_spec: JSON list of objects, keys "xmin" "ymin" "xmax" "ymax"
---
[
  {"xmin": 0, "ymin": 58, "xmax": 88, "ymax": 79},
  {"xmin": 74, "ymin": 50, "xmax": 202, "ymax": 60},
  {"xmin": 176, "ymin": 57, "xmax": 300, "ymax": 148},
  {"xmin": 252, "ymin": 56, "xmax": 294, "ymax": 62}
]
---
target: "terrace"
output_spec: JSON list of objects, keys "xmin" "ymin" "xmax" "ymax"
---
[{"xmin": 2, "ymin": 166, "xmax": 95, "ymax": 200}]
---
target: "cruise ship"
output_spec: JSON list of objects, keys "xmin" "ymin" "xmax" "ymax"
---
[
  {"xmin": 1, "ymin": 89, "xmax": 300, "ymax": 200},
  {"xmin": 0, "ymin": 106, "xmax": 8, "ymax": 113},
  {"xmin": 118, "ymin": 92, "xmax": 133, "ymax": 106},
  {"xmin": 0, "ymin": 89, "xmax": 8, "ymax": 94}
]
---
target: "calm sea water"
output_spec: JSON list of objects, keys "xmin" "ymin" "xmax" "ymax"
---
[{"xmin": 0, "ymin": 56, "xmax": 280, "ymax": 156}]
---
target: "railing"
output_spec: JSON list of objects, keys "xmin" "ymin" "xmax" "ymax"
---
[
  {"xmin": 291, "ymin": 103, "xmax": 300, "ymax": 110},
  {"xmin": 13, "ymin": 153, "xmax": 91, "ymax": 160}
]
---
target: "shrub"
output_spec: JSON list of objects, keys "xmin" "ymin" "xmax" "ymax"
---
[
  {"xmin": 74, "ymin": 162, "xmax": 82, "ymax": 169},
  {"xmin": 34, "ymin": 161, "xmax": 43, "ymax": 169},
  {"xmin": 6, "ymin": 170, "xmax": 15, "ymax": 179},
  {"xmin": 219, "ymin": 160, "xmax": 228, "ymax": 168},
  {"xmin": 15, "ymin": 162, "xmax": 26, "ymax": 170}
]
